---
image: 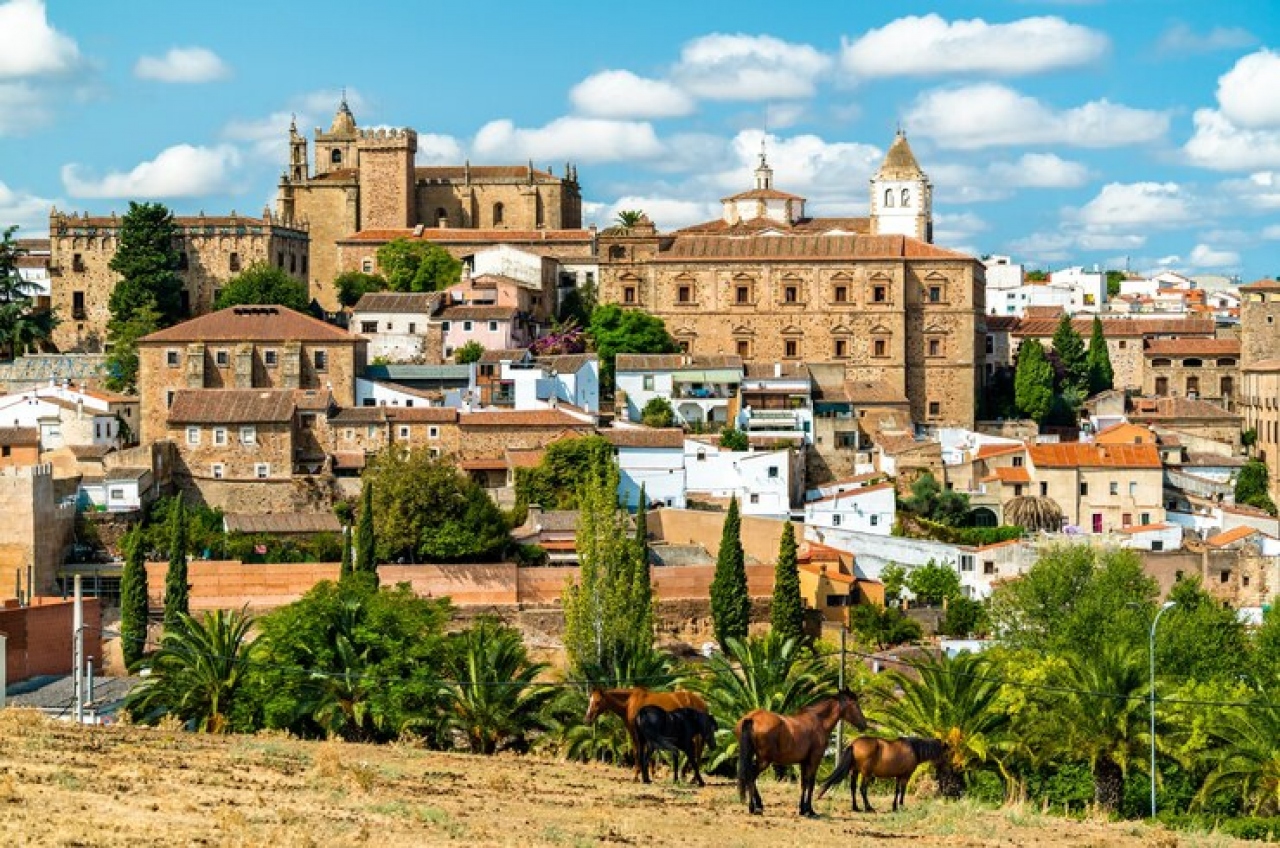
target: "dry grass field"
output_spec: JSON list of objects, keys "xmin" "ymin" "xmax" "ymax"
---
[{"xmin": 0, "ymin": 709, "xmax": 1255, "ymax": 847}]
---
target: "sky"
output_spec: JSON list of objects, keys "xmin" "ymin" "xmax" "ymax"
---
[{"xmin": 1, "ymin": 0, "xmax": 1279, "ymax": 280}]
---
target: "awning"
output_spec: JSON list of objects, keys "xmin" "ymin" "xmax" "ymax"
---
[{"xmin": 672, "ymin": 369, "xmax": 740, "ymax": 383}]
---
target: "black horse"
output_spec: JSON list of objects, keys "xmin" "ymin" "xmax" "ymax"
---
[{"xmin": 635, "ymin": 705, "xmax": 718, "ymax": 786}]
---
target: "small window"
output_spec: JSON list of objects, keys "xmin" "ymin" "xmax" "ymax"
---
[
  {"xmin": 166, "ymin": 350, "xmax": 180, "ymax": 367},
  {"xmin": 677, "ymin": 285, "xmax": 691, "ymax": 304},
  {"xmin": 362, "ymin": 258, "xmax": 374, "ymax": 273},
  {"xmin": 696, "ymin": 449, "xmax": 706, "ymax": 462},
  {"xmin": 276, "ymin": 251, "xmax": 284, "ymax": 268},
  {"xmin": 873, "ymin": 338, "xmax": 887, "ymax": 357},
  {"xmin": 784, "ymin": 285, "xmax": 798, "ymax": 303},
  {"xmin": 331, "ymin": 149, "xmax": 342, "ymax": 165},
  {"xmin": 361, "ymin": 321, "xmax": 378, "ymax": 334},
  {"xmin": 211, "ymin": 463, "xmax": 224, "ymax": 479},
  {"xmin": 643, "ymin": 375, "xmax": 655, "ymax": 391},
  {"xmin": 229, "ymin": 252, "xmax": 240, "ymax": 273},
  {"xmin": 1141, "ymin": 512, "xmax": 1150, "ymax": 525},
  {"xmin": 213, "ymin": 427, "xmax": 227, "ymax": 446},
  {"xmin": 1129, "ymin": 481, "xmax": 1137, "ymax": 497},
  {"xmin": 255, "ymin": 463, "xmax": 270, "ymax": 479},
  {"xmin": 462, "ymin": 320, "xmax": 473, "ymax": 332},
  {"xmin": 1221, "ymin": 570, "xmax": 1231, "ymax": 584},
  {"xmin": 110, "ymin": 488, "xmax": 124, "ymax": 500},
  {"xmin": 428, "ymin": 426, "xmax": 439, "ymax": 439},
  {"xmin": 1012, "ymin": 455, "xmax": 1024, "ymax": 467},
  {"xmin": 928, "ymin": 339, "xmax": 941, "ymax": 357},
  {"xmin": 736, "ymin": 286, "xmax": 750, "ymax": 304},
  {"xmin": 1039, "ymin": 481, "xmax": 1048, "ymax": 497},
  {"xmin": 873, "ymin": 286, "xmax": 887, "ymax": 303},
  {"xmin": 264, "ymin": 349, "xmax": 278, "ymax": 367},
  {"xmin": 398, "ymin": 425, "xmax": 410, "ymax": 439},
  {"xmin": 984, "ymin": 560, "xmax": 995, "ymax": 575},
  {"xmin": 186, "ymin": 426, "xmax": 200, "ymax": 445},
  {"xmin": 834, "ymin": 339, "xmax": 848, "ymax": 358},
  {"xmin": 784, "ymin": 339, "xmax": 799, "ymax": 358},
  {"xmin": 985, "ymin": 336, "xmax": 994, "ymax": 355},
  {"xmin": 624, "ymin": 286, "xmax": 636, "ymax": 304},
  {"xmin": 1152, "ymin": 541, "xmax": 1164, "ymax": 552},
  {"xmin": 1013, "ymin": 484, "xmax": 1023, "ymax": 497},
  {"xmin": 366, "ymin": 425, "xmax": 377, "ymax": 437},
  {"xmin": 73, "ymin": 253, "xmax": 85, "ymax": 272},
  {"xmin": 240, "ymin": 426, "xmax": 256, "ymax": 445},
  {"xmin": 166, "ymin": 391, "xmax": 176, "ymax": 408},
  {"xmin": 408, "ymin": 322, "xmax": 416, "ymax": 334},
  {"xmin": 750, "ymin": 493, "xmax": 760, "ymax": 504},
  {"xmin": 1122, "ymin": 513, "xmax": 1132, "ymax": 527},
  {"xmin": 901, "ymin": 188, "xmax": 910, "ymax": 206},
  {"xmin": 736, "ymin": 340, "xmax": 750, "ymax": 357},
  {"xmin": 314, "ymin": 350, "xmax": 328, "ymax": 371},
  {"xmin": 768, "ymin": 466, "xmax": 779, "ymax": 479},
  {"xmin": 1110, "ymin": 481, "xmax": 1119, "ymax": 496},
  {"xmin": 290, "ymin": 254, "xmax": 297, "ymax": 273},
  {"xmin": 833, "ymin": 514, "xmax": 842, "ymax": 526},
  {"xmin": 928, "ymin": 285, "xmax": 941, "ymax": 303},
  {"xmin": 215, "ymin": 349, "xmax": 229, "ymax": 368},
  {"xmin": 834, "ymin": 285, "xmax": 847, "ymax": 303},
  {"xmin": 488, "ymin": 321, "xmax": 498, "ymax": 332},
  {"xmin": 441, "ymin": 321, "xmax": 451, "ymax": 332},
  {"xmin": 928, "ymin": 401, "xmax": 941, "ymax": 417},
  {"xmin": 870, "ymin": 515, "xmax": 879, "ymax": 526}
]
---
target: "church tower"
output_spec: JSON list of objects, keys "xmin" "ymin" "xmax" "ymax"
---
[
  {"xmin": 314, "ymin": 95, "xmax": 359, "ymax": 176},
  {"xmin": 870, "ymin": 131, "xmax": 932, "ymax": 243},
  {"xmin": 288, "ymin": 115, "xmax": 307, "ymax": 183}
]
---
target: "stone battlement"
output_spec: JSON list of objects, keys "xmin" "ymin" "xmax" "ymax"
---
[
  {"xmin": 50, "ymin": 208, "xmax": 308, "ymax": 234},
  {"xmin": 358, "ymin": 127, "xmax": 417, "ymax": 145}
]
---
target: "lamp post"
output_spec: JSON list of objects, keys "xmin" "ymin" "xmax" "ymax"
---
[{"xmin": 1148, "ymin": 600, "xmax": 1176, "ymax": 819}]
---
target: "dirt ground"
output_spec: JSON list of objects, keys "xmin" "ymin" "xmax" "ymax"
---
[{"xmin": 0, "ymin": 709, "xmax": 1252, "ymax": 847}]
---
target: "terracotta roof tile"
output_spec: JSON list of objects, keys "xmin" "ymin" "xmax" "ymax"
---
[
  {"xmin": 1206, "ymin": 525, "xmax": 1259, "ymax": 547},
  {"xmin": 601, "ymin": 427, "xmax": 685, "ymax": 449},
  {"xmin": 352, "ymin": 292, "xmax": 440, "ymax": 314},
  {"xmin": 673, "ymin": 216, "xmax": 871, "ymax": 237},
  {"xmin": 438, "ymin": 305, "xmax": 519, "ymax": 321},
  {"xmin": 224, "ymin": 512, "xmax": 343, "ymax": 534},
  {"xmin": 0, "ymin": 426, "xmax": 38, "ymax": 446},
  {"xmin": 720, "ymin": 187, "xmax": 806, "ymax": 202},
  {"xmin": 1129, "ymin": 396, "xmax": 1239, "ymax": 420},
  {"xmin": 341, "ymin": 228, "xmax": 593, "ymax": 244},
  {"xmin": 1093, "ymin": 422, "xmax": 1155, "ymax": 444},
  {"xmin": 1012, "ymin": 317, "xmax": 1216, "ymax": 338},
  {"xmin": 1239, "ymin": 278, "xmax": 1280, "ymax": 293},
  {"xmin": 1117, "ymin": 522, "xmax": 1170, "ymax": 534},
  {"xmin": 845, "ymin": 380, "xmax": 909, "ymax": 406},
  {"xmin": 415, "ymin": 165, "xmax": 560, "ymax": 182},
  {"xmin": 992, "ymin": 466, "xmax": 1031, "ymax": 484},
  {"xmin": 459, "ymin": 409, "xmax": 594, "ymax": 428},
  {"xmin": 655, "ymin": 233, "xmax": 974, "ymax": 263},
  {"xmin": 478, "ymin": 348, "xmax": 530, "ymax": 363},
  {"xmin": 505, "ymin": 447, "xmax": 545, "ymax": 468},
  {"xmin": 975, "ymin": 442, "xmax": 1025, "ymax": 459},
  {"xmin": 1027, "ymin": 442, "xmax": 1161, "ymax": 469},
  {"xmin": 167, "ymin": 389, "xmax": 297, "ymax": 424},
  {"xmin": 615, "ymin": 354, "xmax": 742, "ymax": 371},
  {"xmin": 140, "ymin": 306, "xmax": 356, "ymax": 344},
  {"xmin": 1144, "ymin": 339, "xmax": 1240, "ymax": 356}
]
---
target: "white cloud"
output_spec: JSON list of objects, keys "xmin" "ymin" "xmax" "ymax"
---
[
  {"xmin": 711, "ymin": 130, "xmax": 882, "ymax": 210},
  {"xmin": 1006, "ymin": 231, "xmax": 1075, "ymax": 264},
  {"xmin": 221, "ymin": 88, "xmax": 373, "ymax": 165},
  {"xmin": 0, "ymin": 180, "xmax": 58, "ymax": 233},
  {"xmin": 671, "ymin": 33, "xmax": 831, "ymax": 101},
  {"xmin": 933, "ymin": 211, "xmax": 987, "ymax": 244},
  {"xmin": 987, "ymin": 153, "xmax": 1090, "ymax": 188},
  {"xmin": 134, "ymin": 47, "xmax": 230, "ymax": 83},
  {"xmin": 1184, "ymin": 108, "xmax": 1280, "ymax": 171},
  {"xmin": 61, "ymin": 144, "xmax": 242, "ymax": 198},
  {"xmin": 591, "ymin": 196, "xmax": 719, "ymax": 231},
  {"xmin": 1262, "ymin": 224, "xmax": 1280, "ymax": 240},
  {"xmin": 415, "ymin": 133, "xmax": 464, "ymax": 165},
  {"xmin": 1157, "ymin": 22, "xmax": 1255, "ymax": 54},
  {"xmin": 1072, "ymin": 182, "xmax": 1194, "ymax": 229},
  {"xmin": 1217, "ymin": 49, "xmax": 1280, "ymax": 129},
  {"xmin": 841, "ymin": 15, "xmax": 1106, "ymax": 78},
  {"xmin": 1219, "ymin": 172, "xmax": 1280, "ymax": 210},
  {"xmin": 764, "ymin": 102, "xmax": 807, "ymax": 130},
  {"xmin": 473, "ymin": 116, "xmax": 664, "ymax": 163},
  {"xmin": 0, "ymin": 0, "xmax": 80, "ymax": 79},
  {"xmin": 1188, "ymin": 243, "xmax": 1241, "ymax": 268},
  {"xmin": 0, "ymin": 81, "xmax": 50, "ymax": 135},
  {"xmin": 570, "ymin": 70, "xmax": 694, "ymax": 119},
  {"xmin": 906, "ymin": 83, "xmax": 1168, "ymax": 149}
]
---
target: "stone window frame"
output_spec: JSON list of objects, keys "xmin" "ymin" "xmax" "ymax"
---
[
  {"xmin": 214, "ymin": 349, "xmax": 230, "ymax": 368},
  {"xmin": 927, "ymin": 337, "xmax": 944, "ymax": 358},
  {"xmin": 362, "ymin": 258, "xmax": 375, "ymax": 274},
  {"xmin": 213, "ymin": 427, "xmax": 228, "ymax": 447},
  {"xmin": 264, "ymin": 349, "xmax": 278, "ymax": 368},
  {"xmin": 833, "ymin": 338, "xmax": 849, "ymax": 359},
  {"xmin": 186, "ymin": 426, "xmax": 200, "ymax": 446},
  {"xmin": 428, "ymin": 426, "xmax": 439, "ymax": 440},
  {"xmin": 676, "ymin": 284, "xmax": 694, "ymax": 305},
  {"xmin": 211, "ymin": 463, "xmax": 225, "ymax": 480},
  {"xmin": 254, "ymin": 463, "xmax": 270, "ymax": 479},
  {"xmin": 314, "ymin": 349, "xmax": 329, "ymax": 372},
  {"xmin": 360, "ymin": 321, "xmax": 378, "ymax": 334},
  {"xmin": 623, "ymin": 285, "xmax": 637, "ymax": 304},
  {"xmin": 240, "ymin": 425, "xmax": 256, "ymax": 445},
  {"xmin": 927, "ymin": 400, "xmax": 941, "ymax": 418},
  {"xmin": 736, "ymin": 338, "xmax": 752, "ymax": 358},
  {"xmin": 166, "ymin": 349, "xmax": 181, "ymax": 368},
  {"xmin": 872, "ymin": 285, "xmax": 888, "ymax": 303},
  {"xmin": 833, "ymin": 284, "xmax": 849, "ymax": 304},
  {"xmin": 783, "ymin": 338, "xmax": 800, "ymax": 359}
]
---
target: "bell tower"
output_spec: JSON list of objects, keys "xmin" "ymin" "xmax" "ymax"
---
[
  {"xmin": 870, "ymin": 130, "xmax": 933, "ymax": 243},
  {"xmin": 288, "ymin": 114, "xmax": 307, "ymax": 183}
]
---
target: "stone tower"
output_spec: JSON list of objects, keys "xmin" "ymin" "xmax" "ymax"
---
[
  {"xmin": 1240, "ymin": 278, "xmax": 1280, "ymax": 366},
  {"xmin": 314, "ymin": 96, "xmax": 359, "ymax": 176},
  {"xmin": 870, "ymin": 130, "xmax": 933, "ymax": 243},
  {"xmin": 357, "ymin": 127, "xmax": 418, "ymax": 231}
]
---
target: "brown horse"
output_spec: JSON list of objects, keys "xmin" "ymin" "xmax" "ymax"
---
[
  {"xmin": 735, "ymin": 690, "xmax": 868, "ymax": 817},
  {"xmin": 585, "ymin": 687, "xmax": 709, "ymax": 781},
  {"xmin": 817, "ymin": 736, "xmax": 947, "ymax": 812}
]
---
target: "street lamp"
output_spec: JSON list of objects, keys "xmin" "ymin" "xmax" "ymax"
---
[{"xmin": 1148, "ymin": 600, "xmax": 1176, "ymax": 819}]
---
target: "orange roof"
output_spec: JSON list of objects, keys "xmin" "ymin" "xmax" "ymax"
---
[
  {"xmin": 505, "ymin": 448, "xmax": 545, "ymax": 469},
  {"xmin": 656, "ymin": 233, "xmax": 976, "ymax": 263},
  {"xmin": 1117, "ymin": 523, "xmax": 1170, "ymax": 534},
  {"xmin": 1027, "ymin": 442, "xmax": 1161, "ymax": 469},
  {"xmin": 1012, "ymin": 317, "xmax": 1215, "ymax": 338},
  {"xmin": 1144, "ymin": 339, "xmax": 1240, "ymax": 357},
  {"xmin": 342, "ymin": 228, "xmax": 593, "ymax": 244},
  {"xmin": 799, "ymin": 563, "xmax": 855, "ymax": 584},
  {"xmin": 1206, "ymin": 525, "xmax": 1260, "ymax": 547},
  {"xmin": 459, "ymin": 456, "xmax": 508, "ymax": 471},
  {"xmin": 459, "ymin": 409, "xmax": 594, "ymax": 429},
  {"xmin": 991, "ymin": 466, "xmax": 1031, "ymax": 484},
  {"xmin": 975, "ymin": 442, "xmax": 1025, "ymax": 459},
  {"xmin": 1239, "ymin": 278, "xmax": 1280, "ymax": 293},
  {"xmin": 140, "ymin": 306, "xmax": 356, "ymax": 344},
  {"xmin": 601, "ymin": 427, "xmax": 685, "ymax": 449},
  {"xmin": 1094, "ymin": 422, "xmax": 1155, "ymax": 445}
]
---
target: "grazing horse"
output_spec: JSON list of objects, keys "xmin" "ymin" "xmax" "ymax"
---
[
  {"xmin": 817, "ymin": 736, "xmax": 947, "ymax": 813},
  {"xmin": 635, "ymin": 706, "xmax": 718, "ymax": 787},
  {"xmin": 585, "ymin": 687, "xmax": 709, "ymax": 781},
  {"xmin": 735, "ymin": 689, "xmax": 868, "ymax": 817}
]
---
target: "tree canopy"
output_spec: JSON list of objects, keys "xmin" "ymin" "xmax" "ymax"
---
[
  {"xmin": 0, "ymin": 226, "xmax": 57, "ymax": 360},
  {"xmin": 641, "ymin": 396, "xmax": 675, "ymax": 428},
  {"xmin": 1051, "ymin": 313, "xmax": 1088, "ymax": 393},
  {"xmin": 709, "ymin": 497, "xmax": 750, "ymax": 651},
  {"xmin": 454, "ymin": 340, "xmax": 485, "ymax": 364},
  {"xmin": 333, "ymin": 270, "xmax": 387, "ymax": 308},
  {"xmin": 375, "ymin": 239, "xmax": 462, "ymax": 293},
  {"xmin": 214, "ymin": 262, "xmax": 310, "ymax": 312},
  {"xmin": 587, "ymin": 304, "xmax": 678, "ymax": 390},
  {"xmin": 108, "ymin": 202, "xmax": 185, "ymax": 327},
  {"xmin": 1086, "ymin": 315, "xmax": 1114, "ymax": 396},
  {"xmin": 1014, "ymin": 339, "xmax": 1055, "ymax": 423},
  {"xmin": 1235, "ymin": 459, "xmax": 1277, "ymax": 516},
  {"xmin": 514, "ymin": 435, "xmax": 614, "ymax": 513}
]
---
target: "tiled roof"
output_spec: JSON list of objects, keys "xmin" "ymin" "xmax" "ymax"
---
[
  {"xmin": 975, "ymin": 442, "xmax": 1025, "ymax": 459},
  {"xmin": 984, "ymin": 316, "xmax": 1020, "ymax": 331},
  {"xmin": 69, "ymin": 444, "xmax": 112, "ymax": 459},
  {"xmin": 0, "ymin": 426, "xmax": 38, "ymax": 446},
  {"xmin": 438, "ymin": 305, "xmax": 519, "ymax": 321},
  {"xmin": 224, "ymin": 512, "xmax": 343, "ymax": 534},
  {"xmin": 1027, "ymin": 442, "xmax": 1162, "ymax": 469},
  {"xmin": 459, "ymin": 409, "xmax": 594, "ymax": 428},
  {"xmin": 876, "ymin": 432, "xmax": 928, "ymax": 455},
  {"xmin": 1239, "ymin": 278, "xmax": 1280, "ymax": 292},
  {"xmin": 1144, "ymin": 339, "xmax": 1240, "ymax": 356},
  {"xmin": 140, "ymin": 306, "xmax": 356, "ymax": 344},
  {"xmin": 415, "ymin": 165, "xmax": 560, "ymax": 182},
  {"xmin": 341, "ymin": 228, "xmax": 594, "ymax": 244},
  {"xmin": 844, "ymin": 380, "xmax": 909, "ymax": 406},
  {"xmin": 352, "ymin": 292, "xmax": 439, "ymax": 314},
  {"xmin": 330, "ymin": 406, "xmax": 457, "ymax": 425},
  {"xmin": 1206, "ymin": 525, "xmax": 1260, "ymax": 547},
  {"xmin": 478, "ymin": 348, "xmax": 530, "ymax": 363},
  {"xmin": 1243, "ymin": 358, "xmax": 1280, "ymax": 372},
  {"xmin": 807, "ymin": 481, "xmax": 896, "ymax": 504},
  {"xmin": 505, "ymin": 447, "xmax": 545, "ymax": 468},
  {"xmin": 673, "ymin": 216, "xmax": 871, "ymax": 237},
  {"xmin": 167, "ymin": 389, "xmax": 297, "ymax": 424},
  {"xmin": 991, "ymin": 466, "xmax": 1031, "ymax": 484},
  {"xmin": 615, "ymin": 354, "xmax": 742, "ymax": 371},
  {"xmin": 1129, "ymin": 396, "xmax": 1239, "ymax": 420},
  {"xmin": 1012, "ymin": 317, "xmax": 1216, "ymax": 338},
  {"xmin": 743, "ymin": 362, "xmax": 810, "ymax": 379},
  {"xmin": 1117, "ymin": 522, "xmax": 1170, "ymax": 534},
  {"xmin": 535, "ymin": 353, "xmax": 597, "ymax": 372},
  {"xmin": 295, "ymin": 389, "xmax": 333, "ymax": 412},
  {"xmin": 878, "ymin": 132, "xmax": 926, "ymax": 180},
  {"xmin": 656, "ymin": 233, "xmax": 974, "ymax": 262},
  {"xmin": 460, "ymin": 456, "xmax": 508, "ymax": 471},
  {"xmin": 721, "ymin": 187, "xmax": 806, "ymax": 202},
  {"xmin": 1093, "ymin": 422, "xmax": 1155, "ymax": 444},
  {"xmin": 798, "ymin": 562, "xmax": 855, "ymax": 584},
  {"xmin": 601, "ymin": 427, "xmax": 685, "ymax": 449}
]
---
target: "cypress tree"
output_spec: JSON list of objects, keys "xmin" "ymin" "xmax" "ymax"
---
[
  {"xmin": 1014, "ymin": 339, "xmax": 1055, "ymax": 423},
  {"xmin": 355, "ymin": 479, "xmax": 378, "ymax": 585},
  {"xmin": 629, "ymin": 485, "xmax": 654, "ymax": 657},
  {"xmin": 339, "ymin": 524, "xmax": 353, "ymax": 578},
  {"xmin": 710, "ymin": 496, "xmax": 750, "ymax": 651},
  {"xmin": 163, "ymin": 496, "xmax": 189, "ymax": 628},
  {"xmin": 1086, "ymin": 315, "xmax": 1115, "ymax": 396},
  {"xmin": 1050, "ymin": 312, "xmax": 1088, "ymax": 391},
  {"xmin": 771, "ymin": 522, "xmax": 804, "ymax": 645},
  {"xmin": 119, "ymin": 528, "xmax": 150, "ymax": 669}
]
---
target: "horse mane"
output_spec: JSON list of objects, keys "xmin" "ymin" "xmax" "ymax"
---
[{"xmin": 904, "ymin": 736, "xmax": 945, "ymax": 763}]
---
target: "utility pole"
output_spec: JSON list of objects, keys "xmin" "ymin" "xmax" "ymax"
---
[{"xmin": 72, "ymin": 575, "xmax": 83, "ymax": 724}]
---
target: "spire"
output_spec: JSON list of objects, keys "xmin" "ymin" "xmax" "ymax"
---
[
  {"xmin": 754, "ymin": 135, "xmax": 773, "ymax": 191},
  {"xmin": 876, "ymin": 129, "xmax": 925, "ymax": 180},
  {"xmin": 329, "ymin": 91, "xmax": 356, "ymax": 135}
]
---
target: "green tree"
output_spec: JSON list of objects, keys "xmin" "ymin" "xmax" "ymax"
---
[
  {"xmin": 1050, "ymin": 313, "xmax": 1088, "ymax": 392},
  {"xmin": 1235, "ymin": 459, "xmax": 1278, "ymax": 515},
  {"xmin": 0, "ymin": 225, "xmax": 57, "ymax": 359},
  {"xmin": 1026, "ymin": 270, "xmax": 1048, "ymax": 282},
  {"xmin": 1014, "ymin": 339, "xmax": 1054, "ymax": 422},
  {"xmin": 119, "ymin": 528, "xmax": 150, "ymax": 669},
  {"xmin": 1195, "ymin": 672, "xmax": 1280, "ymax": 815},
  {"xmin": 333, "ymin": 270, "xmax": 386, "ymax": 308},
  {"xmin": 514, "ymin": 435, "xmax": 613, "ymax": 512},
  {"xmin": 454, "ymin": 340, "xmax": 485, "ymax": 364},
  {"xmin": 375, "ymin": 238, "xmax": 462, "ymax": 293},
  {"xmin": 365, "ymin": 448, "xmax": 510, "ymax": 563},
  {"xmin": 107, "ymin": 201, "xmax": 185, "ymax": 327},
  {"xmin": 1256, "ymin": 601, "xmax": 1280, "ymax": 677},
  {"xmin": 1085, "ymin": 315, "xmax": 1114, "ymax": 396},
  {"xmin": 906, "ymin": 560, "xmax": 962, "ymax": 606},
  {"xmin": 987, "ymin": 545, "xmax": 1155, "ymax": 656},
  {"xmin": 439, "ymin": 617, "xmax": 554, "ymax": 754},
  {"xmin": 640, "ymin": 396, "xmax": 675, "ymax": 428},
  {"xmin": 355, "ymin": 479, "xmax": 377, "ymax": 580},
  {"xmin": 1105, "ymin": 270, "xmax": 1125, "ymax": 299},
  {"xmin": 1156, "ymin": 576, "xmax": 1249, "ymax": 681},
  {"xmin": 163, "ymin": 495, "xmax": 189, "ymax": 628},
  {"xmin": 562, "ymin": 457, "xmax": 653, "ymax": 677},
  {"xmin": 614, "ymin": 209, "xmax": 645, "ymax": 229},
  {"xmin": 339, "ymin": 524, "xmax": 353, "ymax": 578},
  {"xmin": 630, "ymin": 488, "xmax": 655, "ymax": 654},
  {"xmin": 124, "ymin": 608, "xmax": 257, "ymax": 733},
  {"xmin": 940, "ymin": 596, "xmax": 988, "ymax": 638},
  {"xmin": 214, "ymin": 262, "xmax": 310, "ymax": 312},
  {"xmin": 903, "ymin": 471, "xmax": 971, "ymax": 526},
  {"xmin": 875, "ymin": 652, "xmax": 1012, "ymax": 798},
  {"xmin": 709, "ymin": 497, "xmax": 750, "ymax": 651},
  {"xmin": 848, "ymin": 603, "xmax": 921, "ymax": 649},
  {"xmin": 587, "ymin": 304, "xmax": 678, "ymax": 392},
  {"xmin": 104, "ymin": 304, "xmax": 160, "ymax": 393},
  {"xmin": 880, "ymin": 564, "xmax": 907, "ymax": 604},
  {"xmin": 718, "ymin": 428, "xmax": 749, "ymax": 451},
  {"xmin": 771, "ymin": 522, "xmax": 804, "ymax": 644}
]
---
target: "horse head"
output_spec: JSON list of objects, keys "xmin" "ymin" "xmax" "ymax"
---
[
  {"xmin": 584, "ymin": 688, "xmax": 605, "ymax": 724},
  {"xmin": 837, "ymin": 688, "xmax": 870, "ymax": 731}
]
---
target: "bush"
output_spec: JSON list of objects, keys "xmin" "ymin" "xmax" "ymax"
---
[
  {"xmin": 902, "ymin": 517, "xmax": 1023, "ymax": 547},
  {"xmin": 718, "ymin": 428, "xmax": 749, "ymax": 451},
  {"xmin": 641, "ymin": 396, "xmax": 675, "ymax": 428}
]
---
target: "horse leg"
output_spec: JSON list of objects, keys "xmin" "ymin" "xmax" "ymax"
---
[
  {"xmin": 671, "ymin": 748, "xmax": 681, "ymax": 784},
  {"xmin": 750, "ymin": 764, "xmax": 764, "ymax": 815},
  {"xmin": 688, "ymin": 742, "xmax": 705, "ymax": 787},
  {"xmin": 638, "ymin": 742, "xmax": 652, "ymax": 785},
  {"xmin": 861, "ymin": 772, "xmax": 875, "ymax": 813},
  {"xmin": 629, "ymin": 727, "xmax": 644, "ymax": 781},
  {"xmin": 850, "ymin": 770, "xmax": 860, "ymax": 812}
]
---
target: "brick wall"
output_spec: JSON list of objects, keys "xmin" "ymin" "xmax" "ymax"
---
[{"xmin": 0, "ymin": 597, "xmax": 102, "ymax": 683}]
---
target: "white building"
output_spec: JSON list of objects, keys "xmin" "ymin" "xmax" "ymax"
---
[
  {"xmin": 475, "ymin": 350, "xmax": 600, "ymax": 414},
  {"xmin": 684, "ymin": 440, "xmax": 793, "ymax": 518},
  {"xmin": 0, "ymin": 384, "xmax": 130, "ymax": 451},
  {"xmin": 738, "ymin": 363, "xmax": 814, "ymax": 446},
  {"xmin": 602, "ymin": 428, "xmax": 686, "ymax": 509},
  {"xmin": 350, "ymin": 292, "xmax": 437, "ymax": 362},
  {"xmin": 803, "ymin": 481, "xmax": 895, "ymax": 535},
  {"xmin": 983, "ymin": 255, "xmax": 1023, "ymax": 290},
  {"xmin": 1116, "ymin": 522, "xmax": 1183, "ymax": 552},
  {"xmin": 1050, "ymin": 266, "xmax": 1107, "ymax": 312},
  {"xmin": 615, "ymin": 354, "xmax": 742, "ymax": 429}
]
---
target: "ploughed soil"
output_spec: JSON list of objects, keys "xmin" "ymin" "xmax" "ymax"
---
[{"xmin": 0, "ymin": 709, "xmax": 1249, "ymax": 847}]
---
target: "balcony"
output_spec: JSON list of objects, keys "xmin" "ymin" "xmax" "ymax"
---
[{"xmin": 673, "ymin": 385, "xmax": 736, "ymax": 400}]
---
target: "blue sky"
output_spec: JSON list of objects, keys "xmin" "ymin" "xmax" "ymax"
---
[{"xmin": 2, "ymin": 0, "xmax": 1279, "ymax": 279}]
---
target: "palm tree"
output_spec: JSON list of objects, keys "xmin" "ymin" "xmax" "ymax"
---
[
  {"xmin": 439, "ymin": 617, "xmax": 554, "ymax": 754},
  {"xmin": 875, "ymin": 651, "xmax": 1011, "ymax": 798},
  {"xmin": 1055, "ymin": 642, "xmax": 1155, "ymax": 813},
  {"xmin": 697, "ymin": 633, "xmax": 837, "ymax": 771},
  {"xmin": 1003, "ymin": 496, "xmax": 1064, "ymax": 532},
  {"xmin": 1196, "ymin": 673, "xmax": 1280, "ymax": 815},
  {"xmin": 124, "ymin": 608, "xmax": 257, "ymax": 733},
  {"xmin": 613, "ymin": 209, "xmax": 645, "ymax": 230}
]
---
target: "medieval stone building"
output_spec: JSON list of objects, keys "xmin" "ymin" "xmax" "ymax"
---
[
  {"xmin": 276, "ymin": 97, "xmax": 585, "ymax": 310},
  {"xmin": 597, "ymin": 132, "xmax": 983, "ymax": 427},
  {"xmin": 46, "ymin": 209, "xmax": 308, "ymax": 353}
]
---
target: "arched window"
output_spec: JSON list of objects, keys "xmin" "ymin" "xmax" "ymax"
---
[
  {"xmin": 1183, "ymin": 358, "xmax": 1203, "ymax": 368},
  {"xmin": 901, "ymin": 188, "xmax": 910, "ymax": 206},
  {"xmin": 330, "ymin": 149, "xmax": 342, "ymax": 165},
  {"xmin": 493, "ymin": 202, "xmax": 504, "ymax": 226},
  {"xmin": 436, "ymin": 207, "xmax": 448, "ymax": 227},
  {"xmin": 884, "ymin": 189, "xmax": 895, "ymax": 208}
]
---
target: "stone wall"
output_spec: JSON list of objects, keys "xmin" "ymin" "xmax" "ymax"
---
[
  {"xmin": 358, "ymin": 130, "xmax": 416, "ymax": 231},
  {"xmin": 287, "ymin": 180, "xmax": 358, "ymax": 311},
  {"xmin": 173, "ymin": 473, "xmax": 340, "ymax": 514},
  {"xmin": 0, "ymin": 464, "xmax": 76, "ymax": 598},
  {"xmin": 456, "ymin": 423, "xmax": 594, "ymax": 460},
  {"xmin": 1241, "ymin": 292, "xmax": 1280, "ymax": 367}
]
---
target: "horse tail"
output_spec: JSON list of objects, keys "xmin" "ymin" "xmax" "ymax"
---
[
  {"xmin": 817, "ymin": 743, "xmax": 854, "ymax": 800},
  {"xmin": 736, "ymin": 718, "xmax": 755, "ymax": 802}
]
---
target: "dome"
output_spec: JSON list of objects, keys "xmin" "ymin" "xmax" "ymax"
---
[{"xmin": 329, "ymin": 96, "xmax": 356, "ymax": 135}]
